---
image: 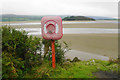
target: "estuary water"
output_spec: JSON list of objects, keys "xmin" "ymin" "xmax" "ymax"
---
[
  {"xmin": 2, "ymin": 20, "xmax": 118, "ymax": 26},
  {"xmin": 16, "ymin": 28, "xmax": 119, "ymax": 35}
]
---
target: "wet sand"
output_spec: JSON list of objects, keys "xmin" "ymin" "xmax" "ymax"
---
[
  {"xmin": 65, "ymin": 50, "xmax": 109, "ymax": 61},
  {"xmin": 35, "ymin": 34, "xmax": 118, "ymax": 58},
  {"xmin": 59, "ymin": 34, "xmax": 118, "ymax": 58},
  {"xmin": 2, "ymin": 20, "xmax": 118, "ymax": 58},
  {"xmin": 2, "ymin": 20, "xmax": 118, "ymax": 29},
  {"xmin": 63, "ymin": 23, "xmax": 118, "ymax": 28},
  {"xmin": 4, "ymin": 23, "xmax": 117, "ymax": 29}
]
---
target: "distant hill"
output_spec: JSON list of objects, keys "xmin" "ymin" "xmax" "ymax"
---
[
  {"xmin": 3, "ymin": 14, "xmax": 117, "ymax": 22},
  {"xmin": 0, "ymin": 14, "xmax": 68, "ymax": 22},
  {"xmin": 87, "ymin": 16, "xmax": 116, "ymax": 20},
  {"xmin": 1, "ymin": 14, "xmax": 42, "ymax": 22},
  {"xmin": 62, "ymin": 16, "xmax": 95, "ymax": 21}
]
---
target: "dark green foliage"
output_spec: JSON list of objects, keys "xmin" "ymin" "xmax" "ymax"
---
[
  {"xmin": 2, "ymin": 26, "xmax": 28, "ymax": 59},
  {"xmin": 2, "ymin": 26, "xmax": 70, "ymax": 78},
  {"xmin": 2, "ymin": 52, "xmax": 24, "ymax": 78},
  {"xmin": 42, "ymin": 39, "xmax": 51, "ymax": 58},
  {"xmin": 2, "ymin": 26, "xmax": 42, "ymax": 78},
  {"xmin": 54, "ymin": 41, "xmax": 70, "ymax": 64},
  {"xmin": 63, "ymin": 16, "xmax": 95, "ymax": 21},
  {"xmin": 43, "ymin": 40, "xmax": 70, "ymax": 65}
]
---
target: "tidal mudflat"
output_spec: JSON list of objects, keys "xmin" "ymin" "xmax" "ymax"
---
[
  {"xmin": 2, "ymin": 20, "xmax": 118, "ymax": 29},
  {"xmin": 2, "ymin": 20, "xmax": 118, "ymax": 59},
  {"xmin": 60, "ymin": 34, "xmax": 118, "ymax": 58}
]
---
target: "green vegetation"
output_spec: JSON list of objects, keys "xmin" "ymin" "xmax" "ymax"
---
[
  {"xmin": 1, "ymin": 14, "xmax": 42, "ymax": 22},
  {"xmin": 63, "ymin": 16, "xmax": 95, "ymax": 21},
  {"xmin": 23, "ymin": 59, "xmax": 119, "ymax": 78},
  {"xmin": 2, "ymin": 26, "xmax": 70, "ymax": 78},
  {"xmin": 2, "ymin": 26, "xmax": 42, "ymax": 78},
  {"xmin": 1, "ymin": 26, "xmax": 119, "ymax": 79}
]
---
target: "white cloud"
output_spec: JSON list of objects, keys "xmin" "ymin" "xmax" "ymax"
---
[{"xmin": 1, "ymin": 0, "xmax": 119, "ymax": 18}]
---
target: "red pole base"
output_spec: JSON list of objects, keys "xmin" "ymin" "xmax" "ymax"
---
[{"xmin": 51, "ymin": 40, "xmax": 55, "ymax": 69}]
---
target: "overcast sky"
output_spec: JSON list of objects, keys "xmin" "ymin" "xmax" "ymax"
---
[{"xmin": 1, "ymin": 0, "xmax": 119, "ymax": 18}]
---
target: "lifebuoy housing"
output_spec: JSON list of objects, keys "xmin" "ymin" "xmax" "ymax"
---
[{"xmin": 41, "ymin": 16, "xmax": 63, "ymax": 40}]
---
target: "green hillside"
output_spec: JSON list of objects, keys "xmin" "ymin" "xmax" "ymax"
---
[
  {"xmin": 63, "ymin": 16, "xmax": 95, "ymax": 21},
  {"xmin": 1, "ymin": 14, "xmax": 42, "ymax": 22}
]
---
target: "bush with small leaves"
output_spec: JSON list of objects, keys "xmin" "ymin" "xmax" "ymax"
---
[{"xmin": 2, "ymin": 26, "xmax": 42, "ymax": 78}]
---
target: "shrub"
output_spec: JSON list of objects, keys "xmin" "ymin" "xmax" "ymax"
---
[
  {"xmin": 2, "ymin": 52, "xmax": 24, "ymax": 78},
  {"xmin": 54, "ymin": 41, "xmax": 70, "ymax": 64},
  {"xmin": 43, "ymin": 40, "xmax": 70, "ymax": 65},
  {"xmin": 2, "ymin": 26, "xmax": 42, "ymax": 78},
  {"xmin": 2, "ymin": 26, "xmax": 70, "ymax": 78}
]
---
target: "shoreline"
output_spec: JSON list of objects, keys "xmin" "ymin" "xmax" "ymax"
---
[
  {"xmin": 1, "ymin": 21, "xmax": 118, "ymax": 58},
  {"xmin": 2, "ymin": 23, "xmax": 118, "ymax": 29},
  {"xmin": 65, "ymin": 49, "xmax": 109, "ymax": 61},
  {"xmin": 1, "ymin": 20, "xmax": 118, "ymax": 23},
  {"xmin": 1, "ymin": 20, "xmax": 118, "ymax": 29},
  {"xmin": 34, "ymin": 33, "xmax": 118, "ymax": 58}
]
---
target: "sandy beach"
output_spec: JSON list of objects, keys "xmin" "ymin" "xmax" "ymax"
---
[
  {"xmin": 60, "ymin": 34, "xmax": 118, "ymax": 58},
  {"xmin": 2, "ymin": 20, "xmax": 118, "ymax": 59},
  {"xmin": 2, "ymin": 20, "xmax": 118, "ymax": 29},
  {"xmin": 34, "ymin": 33, "xmax": 118, "ymax": 58}
]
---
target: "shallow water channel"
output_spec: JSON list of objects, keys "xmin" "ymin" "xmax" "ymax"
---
[{"xmin": 16, "ymin": 28, "xmax": 119, "ymax": 35}]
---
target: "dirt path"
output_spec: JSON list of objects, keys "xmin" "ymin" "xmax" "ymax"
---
[{"xmin": 65, "ymin": 50, "xmax": 109, "ymax": 61}]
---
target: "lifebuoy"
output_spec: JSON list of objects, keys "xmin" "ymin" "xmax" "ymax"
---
[{"xmin": 44, "ymin": 23, "xmax": 59, "ymax": 34}]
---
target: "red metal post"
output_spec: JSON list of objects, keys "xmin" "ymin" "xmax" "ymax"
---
[{"xmin": 51, "ymin": 40, "xmax": 55, "ymax": 69}]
